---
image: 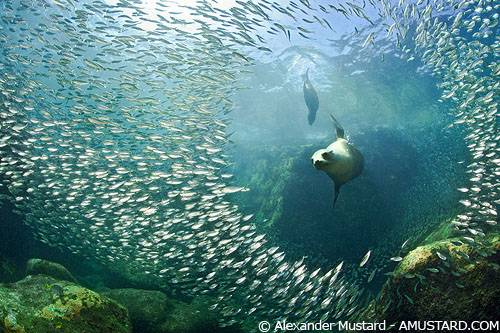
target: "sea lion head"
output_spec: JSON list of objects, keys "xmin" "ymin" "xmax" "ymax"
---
[{"xmin": 311, "ymin": 148, "xmax": 336, "ymax": 171}]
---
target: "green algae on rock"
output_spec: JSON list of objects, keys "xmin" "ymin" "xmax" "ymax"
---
[
  {"xmin": 0, "ymin": 275, "xmax": 131, "ymax": 333},
  {"xmin": 26, "ymin": 258, "xmax": 78, "ymax": 283},
  {"xmin": 359, "ymin": 234, "xmax": 500, "ymax": 325}
]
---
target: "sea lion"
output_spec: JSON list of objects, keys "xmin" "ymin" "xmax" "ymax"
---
[
  {"xmin": 303, "ymin": 68, "xmax": 319, "ymax": 125},
  {"xmin": 311, "ymin": 114, "xmax": 364, "ymax": 207}
]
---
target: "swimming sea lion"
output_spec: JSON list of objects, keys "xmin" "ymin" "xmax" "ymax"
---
[
  {"xmin": 303, "ymin": 68, "xmax": 319, "ymax": 125},
  {"xmin": 311, "ymin": 114, "xmax": 364, "ymax": 207}
]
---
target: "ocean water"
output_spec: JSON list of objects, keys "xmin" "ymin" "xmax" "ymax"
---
[{"xmin": 0, "ymin": 0, "xmax": 498, "ymax": 332}]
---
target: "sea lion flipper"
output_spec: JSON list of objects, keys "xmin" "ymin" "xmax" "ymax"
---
[
  {"xmin": 307, "ymin": 110, "xmax": 316, "ymax": 125},
  {"xmin": 333, "ymin": 182, "xmax": 341, "ymax": 208},
  {"xmin": 329, "ymin": 114, "xmax": 345, "ymax": 139}
]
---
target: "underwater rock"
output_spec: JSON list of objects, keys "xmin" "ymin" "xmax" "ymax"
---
[
  {"xmin": 359, "ymin": 235, "xmax": 500, "ymax": 324},
  {"xmin": 0, "ymin": 275, "xmax": 131, "ymax": 333},
  {"xmin": 26, "ymin": 258, "xmax": 77, "ymax": 283},
  {"xmin": 0, "ymin": 255, "xmax": 18, "ymax": 283},
  {"xmin": 159, "ymin": 296, "xmax": 222, "ymax": 333},
  {"xmin": 102, "ymin": 288, "xmax": 170, "ymax": 333},
  {"xmin": 103, "ymin": 289, "xmax": 238, "ymax": 333},
  {"xmin": 419, "ymin": 217, "xmax": 456, "ymax": 245}
]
